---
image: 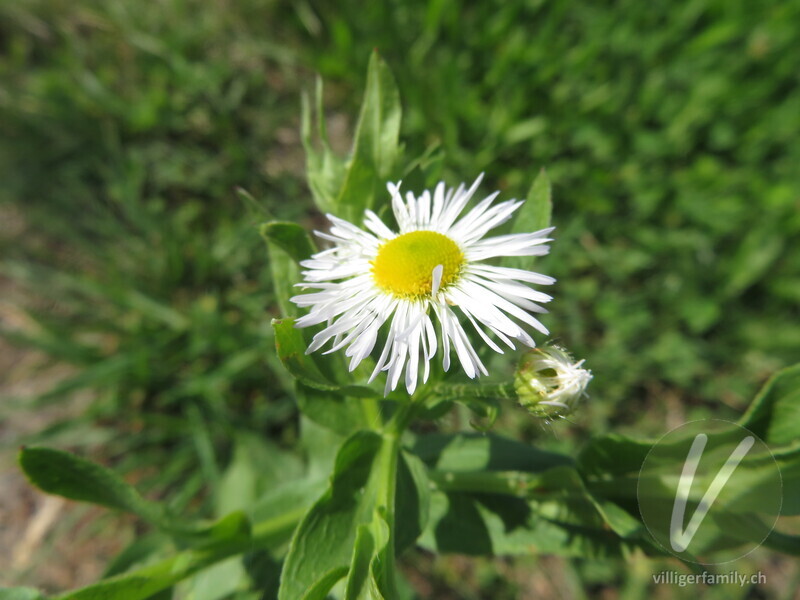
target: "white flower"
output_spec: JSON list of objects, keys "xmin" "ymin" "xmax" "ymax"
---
[
  {"xmin": 514, "ymin": 345, "xmax": 592, "ymax": 418},
  {"xmin": 291, "ymin": 174, "xmax": 555, "ymax": 395}
]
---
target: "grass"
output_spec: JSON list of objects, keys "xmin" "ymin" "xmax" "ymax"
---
[
  {"xmin": 297, "ymin": 0, "xmax": 800, "ymax": 430},
  {"xmin": 1, "ymin": 0, "xmax": 799, "ymax": 597}
]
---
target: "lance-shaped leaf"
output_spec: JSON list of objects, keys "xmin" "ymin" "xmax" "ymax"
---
[
  {"xmin": 19, "ymin": 446, "xmax": 166, "ymax": 524},
  {"xmin": 51, "ymin": 532, "xmax": 249, "ymax": 600},
  {"xmin": 501, "ymin": 169, "xmax": 553, "ymax": 271},
  {"xmin": 342, "ymin": 515, "xmax": 390, "ymax": 600},
  {"xmin": 272, "ymin": 318, "xmax": 378, "ymax": 398},
  {"xmin": 394, "ymin": 450, "xmax": 431, "ymax": 553},
  {"xmin": 411, "ymin": 432, "xmax": 573, "ymax": 473},
  {"xmin": 0, "ymin": 589, "xmax": 46, "ymax": 600},
  {"xmin": 37, "ymin": 473, "xmax": 310, "ymax": 600},
  {"xmin": 278, "ymin": 431, "xmax": 383, "ymax": 600},
  {"xmin": 260, "ymin": 222, "xmax": 317, "ymax": 265},
  {"xmin": 278, "ymin": 432, "xmax": 427, "ymax": 600},
  {"xmin": 18, "ymin": 447, "xmax": 250, "ymax": 547},
  {"xmin": 411, "ymin": 434, "xmax": 675, "ymax": 559},
  {"xmin": 301, "ymin": 52, "xmax": 401, "ymax": 223},
  {"xmin": 739, "ymin": 363, "xmax": 800, "ymax": 447},
  {"xmin": 295, "ymin": 383, "xmax": 372, "ymax": 436},
  {"xmin": 302, "ymin": 77, "xmax": 348, "ymax": 215},
  {"xmin": 420, "ymin": 465, "xmax": 631, "ymax": 558},
  {"xmin": 334, "ymin": 51, "xmax": 402, "ymax": 223},
  {"xmin": 261, "ymin": 222, "xmax": 317, "ymax": 318}
]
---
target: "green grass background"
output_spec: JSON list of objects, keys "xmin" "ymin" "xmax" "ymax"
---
[{"xmin": 1, "ymin": 0, "xmax": 799, "ymax": 597}]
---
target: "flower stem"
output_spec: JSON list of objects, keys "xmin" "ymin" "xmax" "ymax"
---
[
  {"xmin": 431, "ymin": 381, "xmax": 517, "ymax": 401},
  {"xmin": 360, "ymin": 395, "xmax": 382, "ymax": 428},
  {"xmin": 372, "ymin": 398, "xmax": 418, "ymax": 594}
]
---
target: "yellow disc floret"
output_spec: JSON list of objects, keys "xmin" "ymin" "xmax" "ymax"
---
[{"xmin": 372, "ymin": 231, "xmax": 464, "ymax": 299}]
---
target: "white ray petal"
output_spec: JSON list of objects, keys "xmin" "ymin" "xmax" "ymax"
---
[
  {"xmin": 430, "ymin": 264, "xmax": 444, "ymax": 297},
  {"xmin": 292, "ymin": 174, "xmax": 556, "ymax": 395}
]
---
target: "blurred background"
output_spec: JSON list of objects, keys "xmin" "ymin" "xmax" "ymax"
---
[{"xmin": 1, "ymin": 0, "xmax": 799, "ymax": 597}]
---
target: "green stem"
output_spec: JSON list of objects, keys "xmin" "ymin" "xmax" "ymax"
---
[
  {"xmin": 374, "ymin": 431, "xmax": 401, "ymax": 593},
  {"xmin": 372, "ymin": 399, "xmax": 418, "ymax": 595},
  {"xmin": 360, "ymin": 395, "xmax": 382, "ymax": 428},
  {"xmin": 252, "ymin": 506, "xmax": 310, "ymax": 546},
  {"xmin": 431, "ymin": 381, "xmax": 517, "ymax": 401}
]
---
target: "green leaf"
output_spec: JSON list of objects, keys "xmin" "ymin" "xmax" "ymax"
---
[
  {"xmin": 277, "ymin": 421, "xmax": 414, "ymax": 600},
  {"xmin": 19, "ymin": 446, "xmax": 165, "ymax": 523},
  {"xmin": 773, "ymin": 445, "xmax": 800, "ymax": 515},
  {"xmin": 411, "ymin": 432, "xmax": 573, "ymax": 472},
  {"xmin": 761, "ymin": 528, "xmax": 800, "ymax": 556},
  {"xmin": 577, "ymin": 433, "xmax": 652, "ymax": 483},
  {"xmin": 250, "ymin": 475, "xmax": 328, "ymax": 538},
  {"xmin": 300, "ymin": 568, "xmax": 350, "ymax": 600},
  {"xmin": 296, "ymin": 382, "xmax": 370, "ymax": 436},
  {"xmin": 278, "ymin": 431, "xmax": 384, "ymax": 600},
  {"xmin": 217, "ymin": 438, "xmax": 265, "ymax": 517},
  {"xmin": 367, "ymin": 515, "xmax": 394, "ymax": 600},
  {"xmin": 272, "ymin": 318, "xmax": 378, "ymax": 398},
  {"xmin": 343, "ymin": 521, "xmax": 381, "ymax": 600},
  {"xmin": 235, "ymin": 187, "xmax": 272, "ymax": 218},
  {"xmin": 501, "ymin": 169, "xmax": 552, "ymax": 271},
  {"xmin": 267, "ymin": 242, "xmax": 301, "ymax": 317},
  {"xmin": 581, "ymin": 488, "xmax": 674, "ymax": 560},
  {"xmin": 50, "ymin": 512, "xmax": 256, "ymax": 600},
  {"xmin": 412, "ymin": 434, "xmax": 628, "ymax": 558},
  {"xmin": 299, "ymin": 415, "xmax": 348, "ymax": 480},
  {"xmin": 739, "ymin": 363, "xmax": 800, "ymax": 446},
  {"xmin": 722, "ymin": 219, "xmax": 785, "ymax": 297},
  {"xmin": 301, "ymin": 77, "xmax": 348, "ymax": 214},
  {"xmin": 217, "ymin": 433, "xmax": 304, "ymax": 516},
  {"xmin": 52, "ymin": 539, "xmax": 244, "ymax": 600},
  {"xmin": 260, "ymin": 222, "xmax": 316, "ymax": 318},
  {"xmin": 260, "ymin": 222, "xmax": 316, "ymax": 265},
  {"xmin": 191, "ymin": 556, "xmax": 247, "ymax": 600},
  {"xmin": 577, "ymin": 429, "xmax": 782, "ymax": 509},
  {"xmin": 687, "ymin": 511, "xmax": 800, "ymax": 557},
  {"xmin": 18, "ymin": 447, "xmax": 251, "ymax": 546},
  {"xmin": 0, "ymin": 589, "xmax": 46, "ymax": 600},
  {"xmin": 51, "ymin": 501, "xmax": 305, "ymax": 600},
  {"xmin": 102, "ymin": 532, "xmax": 170, "ymax": 578},
  {"xmin": 420, "ymin": 465, "xmax": 630, "ymax": 558},
  {"xmin": 198, "ymin": 511, "xmax": 252, "ymax": 548},
  {"xmin": 342, "ymin": 513, "xmax": 395, "ymax": 600},
  {"xmin": 577, "ymin": 426, "xmax": 800, "ymax": 557},
  {"xmin": 394, "ymin": 450, "xmax": 431, "ymax": 553},
  {"xmin": 334, "ymin": 51, "xmax": 402, "ymax": 223}
]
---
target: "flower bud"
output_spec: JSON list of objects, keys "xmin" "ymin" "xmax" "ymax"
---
[{"xmin": 514, "ymin": 345, "xmax": 592, "ymax": 419}]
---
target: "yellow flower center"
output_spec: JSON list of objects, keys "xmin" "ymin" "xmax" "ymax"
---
[{"xmin": 372, "ymin": 231, "xmax": 465, "ymax": 299}]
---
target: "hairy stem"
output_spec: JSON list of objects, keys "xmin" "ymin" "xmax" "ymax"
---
[
  {"xmin": 431, "ymin": 381, "xmax": 517, "ymax": 401},
  {"xmin": 372, "ymin": 399, "xmax": 418, "ymax": 595}
]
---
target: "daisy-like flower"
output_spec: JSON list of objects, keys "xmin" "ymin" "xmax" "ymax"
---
[
  {"xmin": 291, "ymin": 174, "xmax": 555, "ymax": 395},
  {"xmin": 514, "ymin": 345, "xmax": 592, "ymax": 419}
]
